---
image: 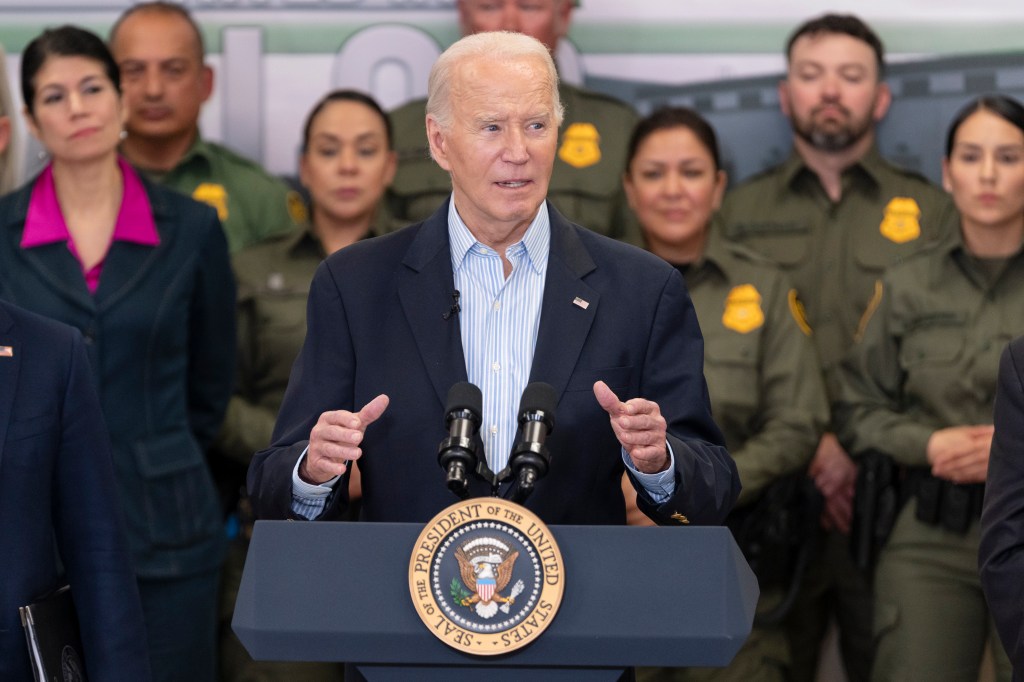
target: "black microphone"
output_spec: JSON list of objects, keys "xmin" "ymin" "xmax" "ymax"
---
[
  {"xmin": 508, "ymin": 382, "xmax": 557, "ymax": 503},
  {"xmin": 437, "ymin": 382, "xmax": 482, "ymax": 499},
  {"xmin": 442, "ymin": 290, "xmax": 461, "ymax": 320}
]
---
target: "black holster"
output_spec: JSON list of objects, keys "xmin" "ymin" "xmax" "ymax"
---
[
  {"xmin": 726, "ymin": 472, "xmax": 823, "ymax": 626},
  {"xmin": 851, "ymin": 450, "xmax": 906, "ymax": 573},
  {"xmin": 906, "ymin": 468, "xmax": 983, "ymax": 534}
]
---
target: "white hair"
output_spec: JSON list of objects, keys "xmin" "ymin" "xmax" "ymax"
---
[{"xmin": 426, "ymin": 31, "xmax": 564, "ymax": 133}]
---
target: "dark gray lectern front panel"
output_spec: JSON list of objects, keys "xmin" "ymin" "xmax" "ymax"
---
[{"xmin": 234, "ymin": 521, "xmax": 757, "ymax": 676}]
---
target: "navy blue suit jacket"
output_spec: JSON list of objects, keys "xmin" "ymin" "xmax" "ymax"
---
[
  {"xmin": 0, "ymin": 300, "xmax": 150, "ymax": 681},
  {"xmin": 981, "ymin": 336, "xmax": 1024, "ymax": 675},
  {"xmin": 249, "ymin": 202, "xmax": 738, "ymax": 526},
  {"xmin": 0, "ymin": 174, "xmax": 235, "ymax": 578}
]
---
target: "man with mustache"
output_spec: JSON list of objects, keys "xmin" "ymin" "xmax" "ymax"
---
[
  {"xmin": 717, "ymin": 13, "xmax": 955, "ymax": 682},
  {"xmin": 109, "ymin": 2, "xmax": 304, "ymax": 253}
]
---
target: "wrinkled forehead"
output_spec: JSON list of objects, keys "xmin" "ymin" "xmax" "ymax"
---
[
  {"xmin": 113, "ymin": 10, "xmax": 203, "ymax": 63},
  {"xmin": 450, "ymin": 55, "xmax": 555, "ymax": 112}
]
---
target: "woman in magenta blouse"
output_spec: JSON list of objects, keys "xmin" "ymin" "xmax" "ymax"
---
[{"xmin": 0, "ymin": 26, "xmax": 234, "ymax": 682}]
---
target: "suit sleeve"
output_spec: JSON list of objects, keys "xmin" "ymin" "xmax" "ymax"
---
[
  {"xmin": 248, "ymin": 261, "xmax": 355, "ymax": 520},
  {"xmin": 629, "ymin": 269, "xmax": 740, "ymax": 525},
  {"xmin": 979, "ymin": 339, "xmax": 1024, "ymax": 666},
  {"xmin": 55, "ymin": 330, "xmax": 152, "ymax": 680},
  {"xmin": 187, "ymin": 211, "xmax": 237, "ymax": 451}
]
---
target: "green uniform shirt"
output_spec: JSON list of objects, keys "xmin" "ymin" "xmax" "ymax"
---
[
  {"xmin": 216, "ymin": 219, "xmax": 393, "ymax": 464},
  {"xmin": 834, "ymin": 220, "xmax": 1024, "ymax": 467},
  {"xmin": 687, "ymin": 226, "xmax": 828, "ymax": 506},
  {"xmin": 718, "ymin": 146, "xmax": 956, "ymax": 393},
  {"xmin": 387, "ymin": 81, "xmax": 641, "ymax": 243},
  {"xmin": 140, "ymin": 136, "xmax": 305, "ymax": 253}
]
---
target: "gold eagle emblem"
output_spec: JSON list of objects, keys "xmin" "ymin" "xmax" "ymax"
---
[{"xmin": 454, "ymin": 540, "xmax": 522, "ymax": 619}]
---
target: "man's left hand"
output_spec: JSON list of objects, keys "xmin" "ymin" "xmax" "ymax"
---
[
  {"xmin": 594, "ymin": 380, "xmax": 669, "ymax": 474},
  {"xmin": 810, "ymin": 433, "xmax": 857, "ymax": 534}
]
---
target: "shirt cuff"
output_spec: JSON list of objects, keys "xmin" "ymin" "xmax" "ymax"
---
[
  {"xmin": 290, "ymin": 446, "xmax": 340, "ymax": 519},
  {"xmin": 622, "ymin": 441, "xmax": 677, "ymax": 504}
]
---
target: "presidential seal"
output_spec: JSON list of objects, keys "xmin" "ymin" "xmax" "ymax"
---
[{"xmin": 409, "ymin": 497, "xmax": 564, "ymax": 655}]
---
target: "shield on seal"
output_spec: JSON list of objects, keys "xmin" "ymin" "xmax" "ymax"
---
[{"xmin": 477, "ymin": 576, "xmax": 496, "ymax": 602}]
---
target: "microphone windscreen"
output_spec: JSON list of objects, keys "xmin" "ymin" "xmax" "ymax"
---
[
  {"xmin": 519, "ymin": 382, "xmax": 557, "ymax": 422},
  {"xmin": 446, "ymin": 381, "xmax": 483, "ymax": 421}
]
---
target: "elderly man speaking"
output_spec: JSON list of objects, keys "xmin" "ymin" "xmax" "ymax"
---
[{"xmin": 248, "ymin": 32, "xmax": 737, "ymax": 528}]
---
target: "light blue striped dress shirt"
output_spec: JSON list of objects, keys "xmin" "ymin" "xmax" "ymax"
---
[{"xmin": 449, "ymin": 201, "xmax": 548, "ymax": 473}]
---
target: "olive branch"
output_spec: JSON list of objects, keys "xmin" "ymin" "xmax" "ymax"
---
[{"xmin": 450, "ymin": 578, "xmax": 472, "ymax": 603}]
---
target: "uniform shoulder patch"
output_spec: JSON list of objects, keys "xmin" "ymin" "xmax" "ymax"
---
[
  {"xmin": 855, "ymin": 280, "xmax": 885, "ymax": 342},
  {"xmin": 558, "ymin": 122, "xmax": 602, "ymax": 169},
  {"xmin": 879, "ymin": 197, "xmax": 922, "ymax": 244},
  {"xmin": 787, "ymin": 288, "xmax": 812, "ymax": 336},
  {"xmin": 722, "ymin": 284, "xmax": 764, "ymax": 334}
]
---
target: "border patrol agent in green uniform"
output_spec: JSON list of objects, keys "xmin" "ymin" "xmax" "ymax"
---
[
  {"xmin": 832, "ymin": 94, "xmax": 1024, "ymax": 682},
  {"xmin": 833, "ymin": 221, "xmax": 1016, "ymax": 682},
  {"xmin": 110, "ymin": 2, "xmax": 303, "ymax": 255},
  {"xmin": 716, "ymin": 14, "xmax": 956, "ymax": 682},
  {"xmin": 637, "ymin": 228, "xmax": 829, "ymax": 682},
  {"xmin": 386, "ymin": 0, "xmax": 640, "ymax": 243},
  {"xmin": 620, "ymin": 107, "xmax": 827, "ymax": 681},
  {"xmin": 216, "ymin": 86, "xmax": 400, "ymax": 682}
]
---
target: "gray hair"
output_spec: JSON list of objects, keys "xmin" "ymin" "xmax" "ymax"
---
[
  {"xmin": 426, "ymin": 31, "xmax": 564, "ymax": 133},
  {"xmin": 0, "ymin": 43, "xmax": 18, "ymax": 194}
]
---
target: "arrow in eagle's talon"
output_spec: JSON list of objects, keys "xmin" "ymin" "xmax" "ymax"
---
[{"xmin": 500, "ymin": 580, "xmax": 525, "ymax": 613}]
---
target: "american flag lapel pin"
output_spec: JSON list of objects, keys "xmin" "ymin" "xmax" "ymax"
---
[
  {"xmin": 572, "ymin": 297, "xmax": 589, "ymax": 310},
  {"xmin": 0, "ymin": 346, "xmax": 12, "ymax": 357}
]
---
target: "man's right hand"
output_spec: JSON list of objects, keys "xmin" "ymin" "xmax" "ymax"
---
[{"xmin": 300, "ymin": 394, "xmax": 389, "ymax": 484}]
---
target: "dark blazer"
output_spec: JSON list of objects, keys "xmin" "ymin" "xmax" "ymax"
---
[
  {"xmin": 980, "ymin": 336, "xmax": 1024, "ymax": 675},
  {"xmin": 249, "ymin": 201, "xmax": 738, "ymax": 525},
  {"xmin": 0, "ymin": 300, "xmax": 151, "ymax": 681},
  {"xmin": 0, "ymin": 174, "xmax": 236, "ymax": 579}
]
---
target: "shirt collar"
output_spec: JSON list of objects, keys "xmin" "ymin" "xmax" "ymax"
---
[
  {"xmin": 22, "ymin": 156, "xmax": 160, "ymax": 248},
  {"xmin": 175, "ymin": 133, "xmax": 209, "ymax": 169},
  {"xmin": 781, "ymin": 143, "xmax": 885, "ymax": 191},
  {"xmin": 447, "ymin": 196, "xmax": 550, "ymax": 276}
]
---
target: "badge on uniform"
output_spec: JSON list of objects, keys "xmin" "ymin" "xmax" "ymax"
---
[
  {"xmin": 558, "ymin": 122, "xmax": 602, "ymax": 169},
  {"xmin": 879, "ymin": 197, "xmax": 922, "ymax": 244},
  {"xmin": 722, "ymin": 284, "xmax": 764, "ymax": 334},
  {"xmin": 193, "ymin": 183, "xmax": 229, "ymax": 221},
  {"xmin": 286, "ymin": 190, "xmax": 308, "ymax": 225}
]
